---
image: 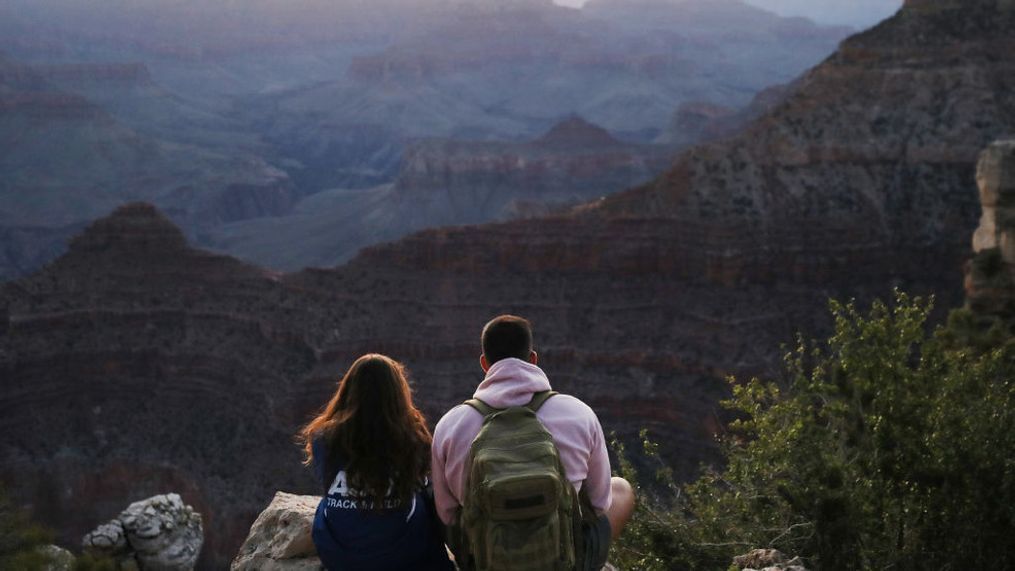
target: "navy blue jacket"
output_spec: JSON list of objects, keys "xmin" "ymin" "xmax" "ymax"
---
[{"xmin": 311, "ymin": 438, "xmax": 454, "ymax": 571}]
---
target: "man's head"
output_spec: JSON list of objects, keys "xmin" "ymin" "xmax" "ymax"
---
[{"xmin": 480, "ymin": 315, "xmax": 536, "ymax": 371}]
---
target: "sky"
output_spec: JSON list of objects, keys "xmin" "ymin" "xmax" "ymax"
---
[
  {"xmin": 554, "ymin": 0, "xmax": 906, "ymax": 29},
  {"xmin": 744, "ymin": 0, "xmax": 904, "ymax": 28}
]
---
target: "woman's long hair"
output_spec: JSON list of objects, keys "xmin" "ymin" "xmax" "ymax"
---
[{"xmin": 299, "ymin": 354, "xmax": 432, "ymax": 505}]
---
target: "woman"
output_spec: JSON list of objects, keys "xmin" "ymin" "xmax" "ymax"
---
[{"xmin": 299, "ymin": 354, "xmax": 454, "ymax": 570}]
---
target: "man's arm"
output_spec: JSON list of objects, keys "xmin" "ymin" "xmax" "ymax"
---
[
  {"xmin": 430, "ymin": 413, "xmax": 461, "ymax": 525},
  {"xmin": 584, "ymin": 412, "xmax": 614, "ymax": 514}
]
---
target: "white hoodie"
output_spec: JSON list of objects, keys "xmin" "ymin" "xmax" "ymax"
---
[{"xmin": 431, "ymin": 358, "xmax": 613, "ymax": 525}]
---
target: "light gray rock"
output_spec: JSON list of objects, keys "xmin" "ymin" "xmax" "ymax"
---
[
  {"xmin": 37, "ymin": 544, "xmax": 75, "ymax": 571},
  {"xmin": 734, "ymin": 548, "xmax": 810, "ymax": 571},
  {"xmin": 973, "ymin": 140, "xmax": 1015, "ymax": 261},
  {"xmin": 83, "ymin": 519, "xmax": 128, "ymax": 554},
  {"xmin": 121, "ymin": 494, "xmax": 203, "ymax": 571},
  {"xmin": 231, "ymin": 491, "xmax": 618, "ymax": 571},
  {"xmin": 230, "ymin": 492, "xmax": 321, "ymax": 571},
  {"xmin": 82, "ymin": 493, "xmax": 203, "ymax": 571}
]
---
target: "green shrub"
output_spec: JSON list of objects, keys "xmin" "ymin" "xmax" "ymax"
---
[
  {"xmin": 0, "ymin": 488, "xmax": 55, "ymax": 570},
  {"xmin": 614, "ymin": 291, "xmax": 1015, "ymax": 570},
  {"xmin": 74, "ymin": 552, "xmax": 118, "ymax": 571}
]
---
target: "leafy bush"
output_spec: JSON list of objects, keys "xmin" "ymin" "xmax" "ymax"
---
[
  {"xmin": 614, "ymin": 291, "xmax": 1015, "ymax": 570},
  {"xmin": 74, "ymin": 552, "xmax": 118, "ymax": 571}
]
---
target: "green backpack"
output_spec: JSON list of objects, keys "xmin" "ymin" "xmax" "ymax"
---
[{"xmin": 453, "ymin": 390, "xmax": 581, "ymax": 571}]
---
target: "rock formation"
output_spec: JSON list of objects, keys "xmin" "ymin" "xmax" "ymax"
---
[
  {"xmin": 230, "ymin": 492, "xmax": 321, "ymax": 571},
  {"xmin": 2, "ymin": 1, "xmax": 1013, "ymax": 568},
  {"xmin": 965, "ymin": 140, "xmax": 1015, "ymax": 316},
  {"xmin": 83, "ymin": 493, "xmax": 203, "ymax": 571},
  {"xmin": 38, "ymin": 545, "xmax": 75, "ymax": 571},
  {"xmin": 733, "ymin": 549, "xmax": 809, "ymax": 571}
]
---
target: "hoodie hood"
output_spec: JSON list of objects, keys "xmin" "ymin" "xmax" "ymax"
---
[{"xmin": 473, "ymin": 358, "xmax": 552, "ymax": 408}]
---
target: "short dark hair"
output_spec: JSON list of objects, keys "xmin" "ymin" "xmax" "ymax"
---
[{"xmin": 481, "ymin": 315, "xmax": 533, "ymax": 365}]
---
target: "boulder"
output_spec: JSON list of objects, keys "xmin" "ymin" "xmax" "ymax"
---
[
  {"xmin": 230, "ymin": 492, "xmax": 321, "ymax": 571},
  {"xmin": 83, "ymin": 493, "xmax": 203, "ymax": 571},
  {"xmin": 37, "ymin": 544, "xmax": 75, "ymax": 571},
  {"xmin": 733, "ymin": 548, "xmax": 810, "ymax": 571}
]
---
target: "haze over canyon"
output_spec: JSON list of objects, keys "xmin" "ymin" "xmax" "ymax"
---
[{"xmin": 0, "ymin": 0, "xmax": 852, "ymax": 278}]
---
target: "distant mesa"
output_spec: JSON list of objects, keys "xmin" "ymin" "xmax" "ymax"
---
[
  {"xmin": 68, "ymin": 202, "xmax": 189, "ymax": 256},
  {"xmin": 534, "ymin": 116, "xmax": 623, "ymax": 148}
]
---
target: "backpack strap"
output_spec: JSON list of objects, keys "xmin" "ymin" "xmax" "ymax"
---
[
  {"xmin": 525, "ymin": 390, "xmax": 558, "ymax": 412},
  {"xmin": 464, "ymin": 398, "xmax": 499, "ymax": 417},
  {"xmin": 464, "ymin": 391, "xmax": 558, "ymax": 417}
]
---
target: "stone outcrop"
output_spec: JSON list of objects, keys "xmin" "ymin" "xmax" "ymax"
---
[
  {"xmin": 38, "ymin": 545, "xmax": 75, "ymax": 571},
  {"xmin": 83, "ymin": 493, "xmax": 203, "ymax": 571},
  {"xmin": 965, "ymin": 140, "xmax": 1015, "ymax": 316},
  {"xmin": 971, "ymin": 141, "xmax": 1015, "ymax": 260},
  {"xmin": 230, "ymin": 492, "xmax": 321, "ymax": 571},
  {"xmin": 733, "ymin": 549, "xmax": 809, "ymax": 571}
]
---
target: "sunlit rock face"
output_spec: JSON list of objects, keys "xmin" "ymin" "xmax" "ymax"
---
[
  {"xmin": 2, "ymin": 1, "xmax": 1014, "ymax": 569},
  {"xmin": 965, "ymin": 140, "xmax": 1015, "ymax": 316},
  {"xmin": 971, "ymin": 141, "xmax": 1015, "ymax": 260},
  {"xmin": 230, "ymin": 492, "xmax": 321, "ymax": 571}
]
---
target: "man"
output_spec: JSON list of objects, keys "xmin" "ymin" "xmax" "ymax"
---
[{"xmin": 431, "ymin": 315, "xmax": 635, "ymax": 570}]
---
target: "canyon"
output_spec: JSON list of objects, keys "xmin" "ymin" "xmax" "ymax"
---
[
  {"xmin": 3, "ymin": 0, "xmax": 1013, "ymax": 569},
  {"xmin": 207, "ymin": 117, "xmax": 675, "ymax": 270},
  {"xmin": 0, "ymin": 0, "xmax": 850, "ymax": 280}
]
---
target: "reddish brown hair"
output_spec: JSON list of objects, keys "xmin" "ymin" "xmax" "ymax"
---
[{"xmin": 299, "ymin": 354, "xmax": 431, "ymax": 504}]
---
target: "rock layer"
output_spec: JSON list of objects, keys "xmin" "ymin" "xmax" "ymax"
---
[{"xmin": 393, "ymin": 117, "xmax": 673, "ymax": 224}]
